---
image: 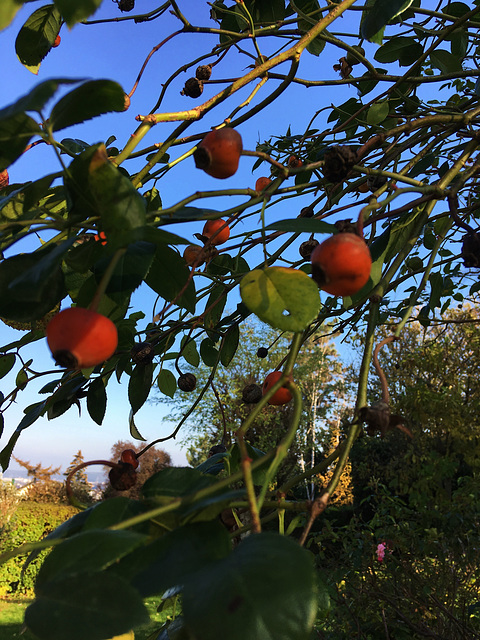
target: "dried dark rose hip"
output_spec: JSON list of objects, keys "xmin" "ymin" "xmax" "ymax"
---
[
  {"xmin": 109, "ymin": 463, "xmax": 137, "ymax": 491},
  {"xmin": 196, "ymin": 64, "xmax": 212, "ymax": 81},
  {"xmin": 130, "ymin": 342, "xmax": 155, "ymax": 364},
  {"xmin": 299, "ymin": 239, "xmax": 319, "ymax": 260},
  {"xmin": 322, "ymin": 146, "xmax": 357, "ymax": 183},
  {"xmin": 178, "ymin": 372, "xmax": 197, "ymax": 392},
  {"xmin": 117, "ymin": 0, "xmax": 135, "ymax": 11},
  {"xmin": 256, "ymin": 347, "xmax": 269, "ymax": 358},
  {"xmin": 300, "ymin": 206, "xmax": 314, "ymax": 218},
  {"xmin": 181, "ymin": 77, "xmax": 204, "ymax": 98},
  {"xmin": 242, "ymin": 383, "xmax": 263, "ymax": 404}
]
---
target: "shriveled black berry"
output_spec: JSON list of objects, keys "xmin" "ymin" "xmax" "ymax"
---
[
  {"xmin": 109, "ymin": 463, "xmax": 137, "ymax": 491},
  {"xmin": 130, "ymin": 342, "xmax": 155, "ymax": 364},
  {"xmin": 257, "ymin": 347, "xmax": 269, "ymax": 358},
  {"xmin": 196, "ymin": 65, "xmax": 212, "ymax": 81},
  {"xmin": 181, "ymin": 77, "xmax": 204, "ymax": 98},
  {"xmin": 299, "ymin": 239, "xmax": 319, "ymax": 260},
  {"xmin": 178, "ymin": 372, "xmax": 197, "ymax": 392},
  {"xmin": 300, "ymin": 206, "xmax": 315, "ymax": 218},
  {"xmin": 115, "ymin": 0, "xmax": 135, "ymax": 12},
  {"xmin": 242, "ymin": 383, "xmax": 263, "ymax": 404},
  {"xmin": 322, "ymin": 146, "xmax": 357, "ymax": 183}
]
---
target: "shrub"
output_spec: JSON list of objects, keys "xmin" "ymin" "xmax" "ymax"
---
[{"xmin": 0, "ymin": 501, "xmax": 77, "ymax": 597}]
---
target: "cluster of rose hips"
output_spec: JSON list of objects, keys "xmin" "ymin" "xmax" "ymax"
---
[{"xmin": 44, "ymin": 124, "xmax": 371, "ymax": 418}]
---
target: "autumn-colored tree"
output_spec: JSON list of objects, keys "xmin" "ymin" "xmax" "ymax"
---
[
  {"xmin": 13, "ymin": 457, "xmax": 63, "ymax": 503},
  {"xmin": 103, "ymin": 440, "xmax": 172, "ymax": 500}
]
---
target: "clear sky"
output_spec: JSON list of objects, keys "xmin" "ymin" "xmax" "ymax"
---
[{"xmin": 0, "ymin": 1, "xmax": 363, "ymax": 475}]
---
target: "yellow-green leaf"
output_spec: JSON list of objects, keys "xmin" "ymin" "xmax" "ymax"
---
[{"xmin": 240, "ymin": 267, "xmax": 320, "ymax": 332}]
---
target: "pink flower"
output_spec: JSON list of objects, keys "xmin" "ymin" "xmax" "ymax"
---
[{"xmin": 376, "ymin": 542, "xmax": 386, "ymax": 563}]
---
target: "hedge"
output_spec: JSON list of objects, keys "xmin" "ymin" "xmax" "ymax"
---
[{"xmin": 0, "ymin": 501, "xmax": 78, "ymax": 596}]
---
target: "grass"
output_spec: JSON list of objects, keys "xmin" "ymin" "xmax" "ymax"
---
[{"xmin": 0, "ymin": 596, "xmax": 171, "ymax": 640}]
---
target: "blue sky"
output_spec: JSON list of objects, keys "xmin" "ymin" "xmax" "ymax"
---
[{"xmin": 0, "ymin": 1, "xmax": 366, "ymax": 474}]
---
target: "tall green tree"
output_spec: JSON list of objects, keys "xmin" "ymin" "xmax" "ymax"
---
[
  {"xmin": 154, "ymin": 321, "xmax": 347, "ymax": 485},
  {"xmin": 64, "ymin": 450, "xmax": 93, "ymax": 506}
]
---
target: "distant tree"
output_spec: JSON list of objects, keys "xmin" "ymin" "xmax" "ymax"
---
[
  {"xmin": 102, "ymin": 440, "xmax": 172, "ymax": 500},
  {"xmin": 347, "ymin": 305, "xmax": 480, "ymax": 511},
  {"xmin": 64, "ymin": 450, "xmax": 93, "ymax": 506},
  {"xmin": 154, "ymin": 321, "xmax": 347, "ymax": 487},
  {"xmin": 13, "ymin": 457, "xmax": 63, "ymax": 503}
]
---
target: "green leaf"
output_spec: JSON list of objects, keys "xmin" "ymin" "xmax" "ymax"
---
[
  {"xmin": 242, "ymin": 0, "xmax": 286, "ymax": 23},
  {"xmin": 15, "ymin": 4, "xmax": 62, "ymax": 74},
  {"xmin": 0, "ymin": 113, "xmax": 41, "ymax": 171},
  {"xmin": 294, "ymin": 0, "xmax": 325, "ymax": 56},
  {"xmin": 0, "ymin": 247, "xmax": 66, "ymax": 322},
  {"xmin": 200, "ymin": 337, "xmax": 219, "ymax": 367},
  {"xmin": 60, "ymin": 137, "xmax": 90, "ymax": 154},
  {"xmin": 366, "ymin": 101, "xmax": 389, "ymax": 125},
  {"xmin": 128, "ymin": 362, "xmax": 154, "ymax": 414},
  {"xmin": 0, "ymin": 354, "xmax": 16, "ymax": 379},
  {"xmin": 0, "ymin": 431, "xmax": 21, "ymax": 471},
  {"xmin": 36, "ymin": 530, "xmax": 147, "ymax": 590},
  {"xmin": 240, "ymin": 267, "xmax": 320, "ymax": 332},
  {"xmin": 9, "ymin": 238, "xmax": 75, "ymax": 298},
  {"xmin": 220, "ymin": 324, "xmax": 239, "ymax": 366},
  {"xmin": 140, "ymin": 226, "xmax": 190, "ymax": 246},
  {"xmin": 25, "ymin": 572, "xmax": 148, "ymax": 640},
  {"xmin": 229, "ymin": 442, "xmax": 267, "ymax": 484},
  {"xmin": 83, "ymin": 497, "xmax": 149, "ymax": 531},
  {"xmin": 429, "ymin": 49, "xmax": 463, "ymax": 74},
  {"xmin": 23, "ymin": 173, "xmax": 56, "ymax": 212},
  {"xmin": 87, "ymin": 146, "xmax": 147, "ymax": 249},
  {"xmin": 180, "ymin": 336, "xmax": 200, "ymax": 367},
  {"xmin": 49, "ymin": 79, "xmax": 126, "ymax": 131},
  {"xmin": 93, "ymin": 241, "xmax": 156, "ymax": 306},
  {"xmin": 0, "ymin": 79, "xmax": 79, "ymax": 121},
  {"xmin": 205, "ymin": 284, "xmax": 227, "ymax": 338},
  {"xmin": 265, "ymin": 219, "xmax": 336, "ymax": 234},
  {"xmin": 0, "ymin": 0, "xmax": 25, "ymax": 31},
  {"xmin": 53, "ymin": 0, "xmax": 103, "ymax": 28},
  {"xmin": 113, "ymin": 521, "xmax": 231, "ymax": 598},
  {"xmin": 157, "ymin": 368, "xmax": 177, "ymax": 398},
  {"xmin": 0, "ymin": 399, "xmax": 48, "ymax": 469},
  {"xmin": 374, "ymin": 37, "xmax": 423, "ymax": 66},
  {"xmin": 145, "ymin": 244, "xmax": 196, "ymax": 314},
  {"xmin": 428, "ymin": 271, "xmax": 443, "ymax": 310},
  {"xmin": 129, "ymin": 411, "xmax": 147, "ymax": 442},
  {"xmin": 86, "ymin": 377, "xmax": 107, "ymax": 425},
  {"xmin": 182, "ymin": 533, "xmax": 317, "ymax": 640},
  {"xmin": 360, "ymin": 0, "xmax": 414, "ymax": 43},
  {"xmin": 142, "ymin": 467, "xmax": 217, "ymax": 502}
]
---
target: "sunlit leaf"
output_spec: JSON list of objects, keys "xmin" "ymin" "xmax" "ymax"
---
[{"xmin": 240, "ymin": 267, "xmax": 320, "ymax": 332}]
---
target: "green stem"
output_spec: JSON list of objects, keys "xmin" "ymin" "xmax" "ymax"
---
[
  {"xmin": 257, "ymin": 380, "xmax": 303, "ymax": 510},
  {"xmin": 237, "ymin": 430, "xmax": 262, "ymax": 533}
]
